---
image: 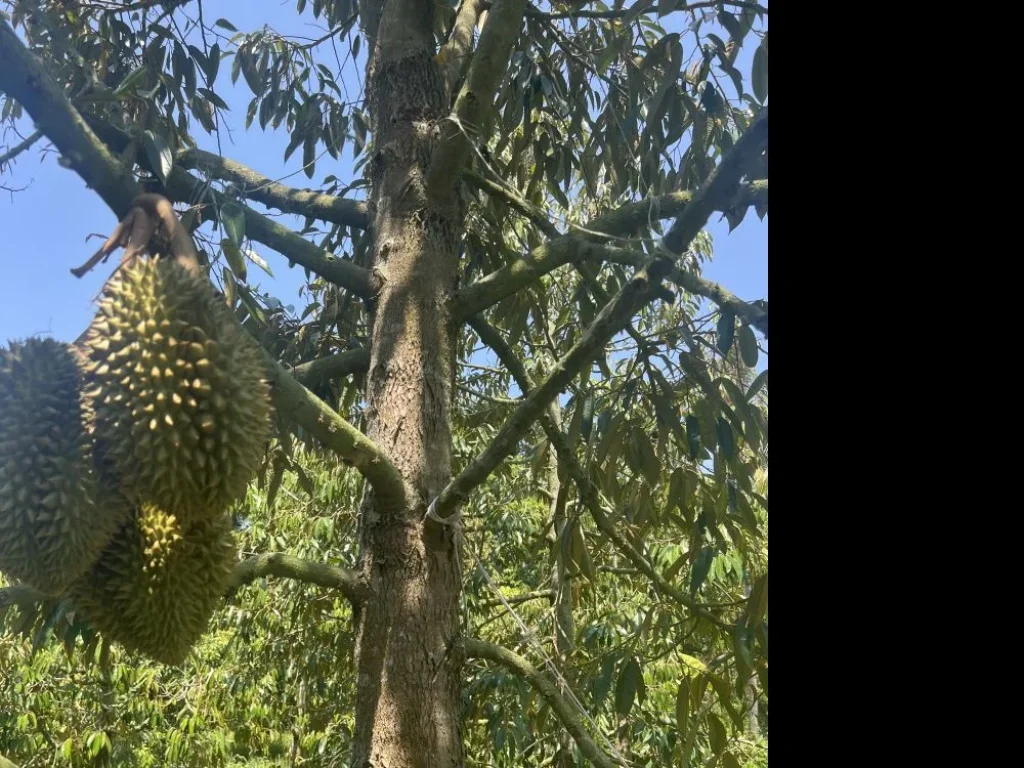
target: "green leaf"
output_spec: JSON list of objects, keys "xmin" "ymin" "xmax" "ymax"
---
[
  {"xmin": 708, "ymin": 713, "xmax": 727, "ymax": 755},
  {"xmin": 220, "ymin": 201, "xmax": 246, "ymax": 246},
  {"xmin": 723, "ymin": 753, "xmax": 742, "ymax": 768},
  {"xmin": 238, "ymin": 285, "xmax": 268, "ymax": 326},
  {"xmin": 207, "ymin": 43, "xmax": 221, "ymax": 83},
  {"xmin": 631, "ymin": 428, "xmax": 661, "ymax": 487},
  {"xmin": 717, "ymin": 11, "xmax": 743, "ymax": 41},
  {"xmin": 142, "ymin": 130, "xmax": 173, "ymax": 183},
  {"xmin": 112, "ymin": 65, "xmax": 148, "ymax": 97},
  {"xmin": 245, "ymin": 249, "xmax": 274, "ymax": 277},
  {"xmin": 737, "ymin": 324, "xmax": 758, "ymax": 367},
  {"xmin": 571, "ymin": 521, "xmax": 596, "ymax": 581},
  {"xmin": 717, "ymin": 309, "xmax": 736, "ymax": 354},
  {"xmin": 614, "ymin": 656, "xmax": 645, "ymax": 716},
  {"xmin": 716, "ymin": 417, "xmax": 735, "ymax": 460},
  {"xmin": 581, "ymin": 392, "xmax": 596, "ymax": 442},
  {"xmin": 214, "ymin": 18, "xmax": 238, "ymax": 31},
  {"xmin": 239, "ymin": 52, "xmax": 263, "ymax": 96},
  {"xmin": 593, "ymin": 655, "xmax": 617, "ymax": 709},
  {"xmin": 752, "ymin": 41, "xmax": 768, "ymax": 103},
  {"xmin": 675, "ymin": 677, "xmax": 690, "ymax": 737},
  {"xmin": 222, "ymin": 238, "xmax": 247, "ymax": 281},
  {"xmin": 745, "ymin": 573, "xmax": 768, "ymax": 629},
  {"xmin": 353, "ymin": 35, "xmax": 361, "ymax": 58},
  {"xmin": 689, "ymin": 547, "xmax": 714, "ymax": 596},
  {"xmin": 685, "ymin": 415, "xmax": 701, "ymax": 458},
  {"xmin": 198, "ymin": 87, "xmax": 230, "ymax": 111},
  {"xmin": 746, "ymin": 369, "xmax": 768, "ymax": 400},
  {"xmin": 222, "ymin": 267, "xmax": 237, "ymax": 308}
]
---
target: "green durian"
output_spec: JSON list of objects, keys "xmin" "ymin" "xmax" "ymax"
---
[
  {"xmin": 69, "ymin": 502, "xmax": 237, "ymax": 665},
  {"xmin": 81, "ymin": 256, "xmax": 272, "ymax": 519},
  {"xmin": 0, "ymin": 338, "xmax": 128, "ymax": 594}
]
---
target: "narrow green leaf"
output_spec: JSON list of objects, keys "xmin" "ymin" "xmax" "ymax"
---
[
  {"xmin": 581, "ymin": 393, "xmax": 596, "ymax": 442},
  {"xmin": 745, "ymin": 573, "xmax": 767, "ymax": 628},
  {"xmin": 738, "ymin": 324, "xmax": 758, "ymax": 367},
  {"xmin": 245, "ymin": 249, "xmax": 274, "ymax": 277},
  {"xmin": 716, "ymin": 417, "xmax": 735, "ymax": 460},
  {"xmin": 222, "ymin": 267, "xmax": 237, "ymax": 308},
  {"xmin": 689, "ymin": 547, "xmax": 714, "ymax": 596},
  {"xmin": 353, "ymin": 35, "xmax": 361, "ymax": 58},
  {"xmin": 142, "ymin": 130, "xmax": 173, "ymax": 183},
  {"xmin": 752, "ymin": 42, "xmax": 768, "ymax": 103},
  {"xmin": 746, "ymin": 369, "xmax": 768, "ymax": 400},
  {"xmin": 220, "ymin": 201, "xmax": 246, "ymax": 247},
  {"xmin": 593, "ymin": 655, "xmax": 617, "ymax": 709},
  {"xmin": 112, "ymin": 66, "xmax": 148, "ymax": 97},
  {"xmin": 632, "ymin": 428, "xmax": 661, "ymax": 487},
  {"xmin": 675, "ymin": 677, "xmax": 690, "ymax": 737},
  {"xmin": 221, "ymin": 238, "xmax": 247, "ymax": 281},
  {"xmin": 207, "ymin": 43, "xmax": 221, "ymax": 83},
  {"xmin": 238, "ymin": 285, "xmax": 267, "ymax": 326},
  {"xmin": 685, "ymin": 415, "xmax": 701, "ymax": 458},
  {"xmin": 214, "ymin": 18, "xmax": 238, "ymax": 31},
  {"xmin": 708, "ymin": 713, "xmax": 727, "ymax": 755},
  {"xmin": 614, "ymin": 657, "xmax": 644, "ymax": 716},
  {"xmin": 717, "ymin": 309, "xmax": 736, "ymax": 354}
]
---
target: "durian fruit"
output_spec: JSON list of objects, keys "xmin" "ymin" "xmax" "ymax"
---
[
  {"xmin": 81, "ymin": 256, "xmax": 272, "ymax": 520},
  {"xmin": 69, "ymin": 502, "xmax": 237, "ymax": 665},
  {"xmin": 0, "ymin": 338, "xmax": 128, "ymax": 594}
]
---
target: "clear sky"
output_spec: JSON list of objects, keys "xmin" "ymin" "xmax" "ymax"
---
[{"xmin": 0, "ymin": 2, "xmax": 766, "ymax": 360}]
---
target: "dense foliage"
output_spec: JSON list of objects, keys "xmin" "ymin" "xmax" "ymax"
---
[{"xmin": 1, "ymin": 0, "xmax": 768, "ymax": 766}]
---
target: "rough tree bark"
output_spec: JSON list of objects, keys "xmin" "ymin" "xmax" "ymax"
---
[{"xmin": 350, "ymin": 0, "xmax": 466, "ymax": 765}]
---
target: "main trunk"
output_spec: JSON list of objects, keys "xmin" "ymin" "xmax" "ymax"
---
[{"xmin": 350, "ymin": 3, "xmax": 465, "ymax": 766}]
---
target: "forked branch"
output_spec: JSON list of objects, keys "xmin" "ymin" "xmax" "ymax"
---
[
  {"xmin": 463, "ymin": 638, "xmax": 622, "ymax": 768},
  {"xmin": 433, "ymin": 257, "xmax": 673, "ymax": 518}
]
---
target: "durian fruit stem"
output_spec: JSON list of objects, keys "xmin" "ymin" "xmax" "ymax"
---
[{"xmin": 71, "ymin": 194, "xmax": 199, "ymax": 279}]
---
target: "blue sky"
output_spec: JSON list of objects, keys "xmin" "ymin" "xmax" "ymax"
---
[{"xmin": 0, "ymin": 1, "xmax": 766, "ymax": 361}]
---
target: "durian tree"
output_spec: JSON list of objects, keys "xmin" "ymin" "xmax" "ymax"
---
[{"xmin": 0, "ymin": 1, "xmax": 768, "ymax": 767}]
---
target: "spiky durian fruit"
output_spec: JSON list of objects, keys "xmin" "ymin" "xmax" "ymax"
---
[
  {"xmin": 69, "ymin": 503, "xmax": 237, "ymax": 665},
  {"xmin": 0, "ymin": 338, "xmax": 128, "ymax": 594},
  {"xmin": 81, "ymin": 256, "xmax": 272, "ymax": 520}
]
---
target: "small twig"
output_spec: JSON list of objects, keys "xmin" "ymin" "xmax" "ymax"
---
[{"xmin": 0, "ymin": 129, "xmax": 44, "ymax": 167}]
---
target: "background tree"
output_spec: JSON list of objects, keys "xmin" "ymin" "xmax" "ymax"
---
[{"xmin": 0, "ymin": 1, "xmax": 768, "ymax": 766}]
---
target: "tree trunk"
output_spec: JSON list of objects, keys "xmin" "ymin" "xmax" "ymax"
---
[{"xmin": 350, "ymin": 2, "xmax": 465, "ymax": 766}]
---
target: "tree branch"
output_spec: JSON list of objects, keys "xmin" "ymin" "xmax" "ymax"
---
[
  {"xmin": 454, "ymin": 181, "xmax": 767, "ymax": 321},
  {"xmin": 0, "ymin": 129, "xmax": 43, "ymax": 167},
  {"xmin": 462, "ymin": 638, "xmax": 622, "ymax": 768},
  {"xmin": 469, "ymin": 316, "xmax": 728, "ymax": 626},
  {"xmin": 464, "ymin": 168, "xmax": 561, "ymax": 239},
  {"xmin": 2, "ymin": 552, "xmax": 372, "ymax": 616},
  {"xmin": 177, "ymin": 148, "xmax": 371, "ymax": 230},
  {"xmin": 434, "ymin": 257, "xmax": 673, "ymax": 518},
  {"xmin": 426, "ymin": 0, "xmax": 526, "ymax": 206},
  {"xmin": 230, "ymin": 552, "xmax": 370, "ymax": 603},
  {"xmin": 264, "ymin": 351, "xmax": 406, "ymax": 510},
  {"xmin": 439, "ymin": 0, "xmax": 486, "ymax": 98},
  {"xmin": 479, "ymin": 589, "xmax": 553, "ymax": 609},
  {"xmin": 454, "ymin": 238, "xmax": 633, "ymax": 320},
  {"xmin": 0, "ymin": 19, "xmax": 138, "ymax": 215},
  {"xmin": 523, "ymin": 0, "xmax": 767, "ymax": 21},
  {"xmin": 291, "ymin": 347, "xmax": 371, "ymax": 391},
  {"xmin": 587, "ymin": 180, "xmax": 767, "ymax": 240},
  {"xmin": 79, "ymin": 116, "xmax": 374, "ymax": 296},
  {"xmin": 661, "ymin": 110, "xmax": 767, "ymax": 256}
]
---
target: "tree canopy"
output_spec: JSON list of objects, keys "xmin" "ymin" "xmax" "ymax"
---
[{"xmin": 1, "ymin": 1, "xmax": 768, "ymax": 766}]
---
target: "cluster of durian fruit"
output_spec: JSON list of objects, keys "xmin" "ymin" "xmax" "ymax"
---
[{"xmin": 1, "ymin": 256, "xmax": 271, "ymax": 664}]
